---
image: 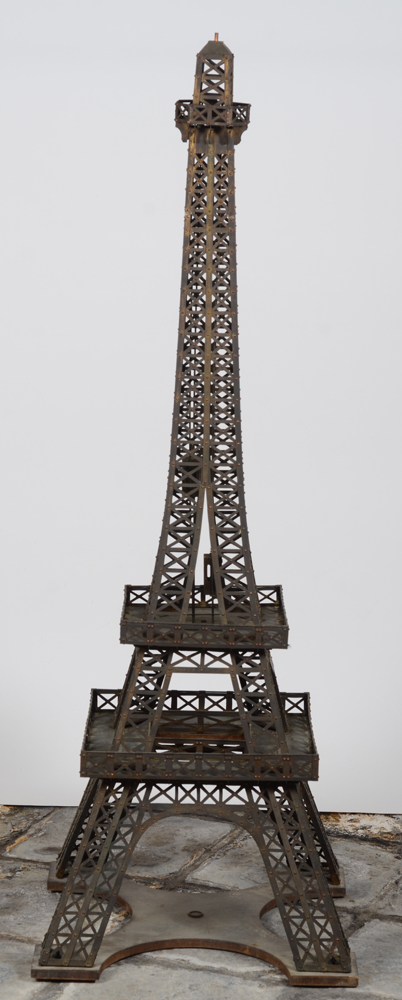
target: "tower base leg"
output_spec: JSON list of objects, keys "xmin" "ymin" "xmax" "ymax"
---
[
  {"xmin": 33, "ymin": 781, "xmax": 355, "ymax": 981},
  {"xmin": 31, "ymin": 880, "xmax": 358, "ymax": 987}
]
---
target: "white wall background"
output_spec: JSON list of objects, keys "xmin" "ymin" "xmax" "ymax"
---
[{"xmin": 1, "ymin": 0, "xmax": 401, "ymax": 811}]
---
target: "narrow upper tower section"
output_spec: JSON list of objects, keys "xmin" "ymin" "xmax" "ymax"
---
[
  {"xmin": 175, "ymin": 38, "xmax": 250, "ymax": 142},
  {"xmin": 137, "ymin": 36, "xmax": 260, "ymax": 630}
]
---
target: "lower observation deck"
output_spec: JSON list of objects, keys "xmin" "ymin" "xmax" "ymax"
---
[
  {"xmin": 81, "ymin": 689, "xmax": 318, "ymax": 783},
  {"xmin": 120, "ymin": 585, "xmax": 288, "ymax": 650}
]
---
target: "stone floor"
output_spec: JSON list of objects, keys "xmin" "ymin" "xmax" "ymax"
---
[{"xmin": 0, "ymin": 805, "xmax": 401, "ymax": 999}]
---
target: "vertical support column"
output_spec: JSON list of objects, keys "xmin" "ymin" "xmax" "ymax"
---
[
  {"xmin": 112, "ymin": 648, "xmax": 173, "ymax": 753},
  {"xmin": 248, "ymin": 783, "xmax": 351, "ymax": 973},
  {"xmin": 55, "ymin": 778, "xmax": 99, "ymax": 878},
  {"xmin": 229, "ymin": 650, "xmax": 289, "ymax": 753},
  {"xmin": 147, "ymin": 132, "xmax": 206, "ymax": 620},
  {"xmin": 39, "ymin": 781, "xmax": 152, "ymax": 969}
]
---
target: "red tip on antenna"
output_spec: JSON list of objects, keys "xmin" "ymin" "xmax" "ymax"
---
[{"xmin": 214, "ymin": 32, "xmax": 219, "ymax": 41}]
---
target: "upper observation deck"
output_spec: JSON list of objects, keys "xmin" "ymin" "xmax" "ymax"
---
[{"xmin": 120, "ymin": 583, "xmax": 288, "ymax": 650}]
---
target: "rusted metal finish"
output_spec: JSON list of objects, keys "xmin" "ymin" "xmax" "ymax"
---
[
  {"xmin": 120, "ymin": 584, "xmax": 289, "ymax": 648},
  {"xmin": 301, "ymin": 781, "xmax": 343, "ymax": 888},
  {"xmin": 37, "ymin": 781, "xmax": 351, "ymax": 976},
  {"xmin": 148, "ymin": 41, "xmax": 258, "ymax": 627},
  {"xmin": 55, "ymin": 777, "xmax": 98, "ymax": 878},
  {"xmin": 34, "ymin": 38, "xmax": 355, "ymax": 986},
  {"xmin": 80, "ymin": 687, "xmax": 318, "ymax": 783},
  {"xmin": 107, "ymin": 647, "xmax": 289, "ymax": 760},
  {"xmin": 32, "ymin": 881, "xmax": 358, "ymax": 987}
]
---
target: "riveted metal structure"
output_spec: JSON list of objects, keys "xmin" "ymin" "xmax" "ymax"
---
[{"xmin": 32, "ymin": 39, "xmax": 358, "ymax": 987}]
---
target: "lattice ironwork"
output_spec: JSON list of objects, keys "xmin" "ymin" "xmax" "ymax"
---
[
  {"xmin": 120, "ymin": 584, "xmax": 289, "ymax": 649},
  {"xmin": 248, "ymin": 784, "xmax": 350, "ymax": 972},
  {"xmin": 34, "ymin": 36, "xmax": 354, "ymax": 987},
  {"xmin": 148, "ymin": 46, "xmax": 258, "ymax": 627},
  {"xmin": 40, "ymin": 780, "xmax": 348, "ymax": 975}
]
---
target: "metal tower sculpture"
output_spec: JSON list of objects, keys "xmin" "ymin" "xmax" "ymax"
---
[{"xmin": 32, "ymin": 38, "xmax": 357, "ymax": 987}]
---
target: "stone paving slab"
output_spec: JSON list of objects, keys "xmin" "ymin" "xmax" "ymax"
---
[
  {"xmin": 349, "ymin": 920, "xmax": 402, "ymax": 999},
  {"xmin": 6, "ymin": 811, "xmax": 77, "ymax": 864},
  {"xmin": 0, "ymin": 940, "xmax": 64, "ymax": 1000},
  {"xmin": 328, "ymin": 839, "xmax": 402, "ymax": 909},
  {"xmin": 322, "ymin": 813, "xmax": 402, "ymax": 846},
  {"xmin": 52, "ymin": 955, "xmax": 285, "ymax": 1000},
  {"xmin": 191, "ymin": 828, "xmax": 267, "ymax": 889},
  {"xmin": 126, "ymin": 815, "xmax": 234, "ymax": 881},
  {"xmin": 0, "ymin": 864, "xmax": 55, "ymax": 942},
  {"xmin": 1, "ymin": 806, "xmax": 401, "ymax": 999},
  {"xmin": 0, "ymin": 808, "xmax": 55, "ymax": 855}
]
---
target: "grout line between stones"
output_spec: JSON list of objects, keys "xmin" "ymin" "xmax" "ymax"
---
[
  {"xmin": 339, "ymin": 905, "xmax": 402, "ymax": 937},
  {"xmin": 369, "ymin": 868, "xmax": 402, "ymax": 906},
  {"xmin": 162, "ymin": 825, "xmax": 247, "ymax": 889},
  {"xmin": 0, "ymin": 856, "xmax": 50, "ymax": 867},
  {"xmin": 125, "ymin": 825, "xmax": 247, "ymax": 893},
  {"xmin": 127, "ymin": 950, "xmax": 282, "ymax": 981},
  {"xmin": 124, "ymin": 872, "xmax": 227, "ymax": 892},
  {"xmin": 0, "ymin": 930, "xmax": 39, "ymax": 944},
  {"xmin": 326, "ymin": 829, "xmax": 402, "ymax": 852},
  {"xmin": 0, "ymin": 806, "xmax": 60, "ymax": 856}
]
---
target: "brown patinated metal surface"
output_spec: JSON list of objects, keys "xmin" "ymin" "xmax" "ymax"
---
[
  {"xmin": 120, "ymin": 584, "xmax": 289, "ymax": 648},
  {"xmin": 32, "ymin": 880, "xmax": 358, "ymax": 987},
  {"xmin": 32, "ymin": 38, "xmax": 357, "ymax": 987},
  {"xmin": 80, "ymin": 687, "xmax": 319, "ymax": 782}
]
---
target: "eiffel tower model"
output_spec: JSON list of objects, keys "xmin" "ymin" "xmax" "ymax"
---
[{"xmin": 32, "ymin": 37, "xmax": 357, "ymax": 988}]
